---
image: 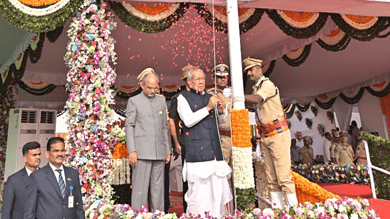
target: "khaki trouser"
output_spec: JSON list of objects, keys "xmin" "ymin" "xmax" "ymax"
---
[
  {"xmin": 261, "ymin": 130, "xmax": 296, "ymax": 194},
  {"xmin": 220, "ymin": 135, "xmax": 232, "ymax": 166}
]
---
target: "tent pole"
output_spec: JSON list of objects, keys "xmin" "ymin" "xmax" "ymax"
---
[{"xmin": 226, "ymin": 0, "xmax": 245, "ymax": 110}]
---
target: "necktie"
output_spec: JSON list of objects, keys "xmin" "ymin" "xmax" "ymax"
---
[{"xmin": 55, "ymin": 169, "xmax": 65, "ymax": 198}]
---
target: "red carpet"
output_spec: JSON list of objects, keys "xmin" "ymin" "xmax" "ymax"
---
[
  {"xmin": 319, "ymin": 183, "xmax": 390, "ymax": 219},
  {"xmin": 368, "ymin": 198, "xmax": 390, "ymax": 218},
  {"xmin": 318, "ymin": 183, "xmax": 372, "ymax": 199},
  {"xmin": 168, "ymin": 191, "xmax": 184, "ymax": 216}
]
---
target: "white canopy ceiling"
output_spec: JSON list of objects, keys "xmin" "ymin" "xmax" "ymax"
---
[{"xmin": 19, "ymin": 0, "xmax": 390, "ymax": 103}]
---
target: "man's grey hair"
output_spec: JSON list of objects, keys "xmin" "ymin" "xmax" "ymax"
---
[
  {"xmin": 141, "ymin": 72, "xmax": 160, "ymax": 84},
  {"xmin": 187, "ymin": 68, "xmax": 205, "ymax": 80}
]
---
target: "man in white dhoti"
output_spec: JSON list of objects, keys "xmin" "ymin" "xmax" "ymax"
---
[{"xmin": 177, "ymin": 68, "xmax": 232, "ymax": 218}]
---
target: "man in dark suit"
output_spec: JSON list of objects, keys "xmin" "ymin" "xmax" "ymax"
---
[
  {"xmin": 24, "ymin": 137, "xmax": 84, "ymax": 219},
  {"xmin": 2, "ymin": 142, "xmax": 41, "ymax": 219}
]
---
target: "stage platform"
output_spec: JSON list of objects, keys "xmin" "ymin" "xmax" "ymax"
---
[{"xmin": 168, "ymin": 184, "xmax": 390, "ymax": 218}]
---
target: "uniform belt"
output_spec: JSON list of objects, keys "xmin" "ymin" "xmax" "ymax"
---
[
  {"xmin": 219, "ymin": 130, "xmax": 231, "ymax": 137},
  {"xmin": 359, "ymin": 157, "xmax": 367, "ymax": 160},
  {"xmin": 257, "ymin": 115, "xmax": 289, "ymax": 138}
]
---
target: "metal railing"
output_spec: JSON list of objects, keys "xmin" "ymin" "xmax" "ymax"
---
[{"xmin": 363, "ymin": 140, "xmax": 390, "ymax": 199}]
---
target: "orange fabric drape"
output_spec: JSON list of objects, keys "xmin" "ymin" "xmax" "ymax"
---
[{"xmin": 379, "ymin": 94, "xmax": 390, "ymax": 138}]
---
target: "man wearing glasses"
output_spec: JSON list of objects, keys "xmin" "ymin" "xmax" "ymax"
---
[
  {"xmin": 177, "ymin": 68, "xmax": 232, "ymax": 218},
  {"xmin": 125, "ymin": 68, "xmax": 171, "ymax": 212}
]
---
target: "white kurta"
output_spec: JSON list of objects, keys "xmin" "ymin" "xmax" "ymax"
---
[
  {"xmin": 177, "ymin": 92, "xmax": 233, "ymax": 218},
  {"xmin": 323, "ymin": 139, "xmax": 332, "ymax": 164}
]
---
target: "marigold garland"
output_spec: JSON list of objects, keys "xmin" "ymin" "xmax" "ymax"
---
[
  {"xmin": 131, "ymin": 3, "xmax": 172, "ymax": 15},
  {"xmin": 345, "ymin": 14, "xmax": 375, "ymax": 24},
  {"xmin": 231, "ymin": 109, "xmax": 252, "ymax": 148},
  {"xmin": 0, "ymin": 0, "xmax": 83, "ymax": 32},
  {"xmin": 112, "ymin": 142, "xmax": 128, "ymax": 159},
  {"xmin": 292, "ymin": 171, "xmax": 340, "ymax": 204},
  {"xmin": 266, "ymin": 9, "xmax": 328, "ymax": 39},
  {"xmin": 18, "ymin": 0, "xmax": 60, "ymax": 7},
  {"xmin": 281, "ymin": 11, "xmax": 316, "ymax": 22}
]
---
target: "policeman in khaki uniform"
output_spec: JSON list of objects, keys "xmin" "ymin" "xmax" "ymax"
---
[
  {"xmin": 243, "ymin": 57, "xmax": 298, "ymax": 209},
  {"xmin": 298, "ymin": 136, "xmax": 314, "ymax": 165},
  {"xmin": 354, "ymin": 136, "xmax": 368, "ymax": 166},
  {"xmin": 330, "ymin": 131, "xmax": 340, "ymax": 163},
  {"xmin": 334, "ymin": 131, "xmax": 354, "ymax": 166},
  {"xmin": 207, "ymin": 64, "xmax": 233, "ymax": 165}
]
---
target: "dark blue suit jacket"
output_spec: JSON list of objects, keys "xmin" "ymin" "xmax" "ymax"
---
[
  {"xmin": 24, "ymin": 164, "xmax": 85, "ymax": 219},
  {"xmin": 2, "ymin": 168, "xmax": 30, "ymax": 219}
]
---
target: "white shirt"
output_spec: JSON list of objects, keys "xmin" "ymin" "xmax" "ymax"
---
[
  {"xmin": 49, "ymin": 163, "xmax": 66, "ymax": 186},
  {"xmin": 25, "ymin": 167, "xmax": 33, "ymax": 176},
  {"xmin": 323, "ymin": 139, "xmax": 332, "ymax": 164},
  {"xmin": 177, "ymin": 90, "xmax": 232, "ymax": 218},
  {"xmin": 177, "ymin": 90, "xmax": 231, "ymax": 177},
  {"xmin": 177, "ymin": 92, "xmax": 226, "ymax": 128}
]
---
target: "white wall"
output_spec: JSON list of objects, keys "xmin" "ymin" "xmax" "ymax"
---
[
  {"xmin": 357, "ymin": 91, "xmax": 388, "ymax": 139},
  {"xmin": 332, "ymin": 98, "xmax": 353, "ymax": 132},
  {"xmin": 288, "ymin": 102, "xmax": 336, "ymax": 157}
]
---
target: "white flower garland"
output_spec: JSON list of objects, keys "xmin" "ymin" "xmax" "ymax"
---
[
  {"xmin": 112, "ymin": 158, "xmax": 131, "ymax": 185},
  {"xmin": 64, "ymin": 0, "xmax": 118, "ymax": 206},
  {"xmin": 8, "ymin": 0, "xmax": 70, "ymax": 17},
  {"xmin": 122, "ymin": 2, "xmax": 180, "ymax": 22},
  {"xmin": 232, "ymin": 147, "xmax": 255, "ymax": 189}
]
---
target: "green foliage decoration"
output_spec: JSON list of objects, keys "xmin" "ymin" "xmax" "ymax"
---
[
  {"xmin": 236, "ymin": 187, "xmax": 257, "ymax": 213},
  {"xmin": 0, "ymin": 0, "xmax": 83, "ymax": 33},
  {"xmin": 361, "ymin": 131, "xmax": 390, "ymax": 200},
  {"xmin": 107, "ymin": 1, "xmax": 189, "ymax": 34}
]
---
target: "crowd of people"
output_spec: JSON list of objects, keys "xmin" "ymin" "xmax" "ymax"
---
[
  {"xmin": 5, "ymin": 56, "xmax": 371, "ymax": 218},
  {"xmin": 290, "ymin": 123, "xmax": 368, "ymax": 167},
  {"xmin": 123, "ymin": 57, "xmax": 298, "ymax": 217}
]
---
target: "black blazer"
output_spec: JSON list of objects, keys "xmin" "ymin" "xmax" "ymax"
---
[
  {"xmin": 2, "ymin": 168, "xmax": 30, "ymax": 219},
  {"xmin": 24, "ymin": 164, "xmax": 85, "ymax": 219}
]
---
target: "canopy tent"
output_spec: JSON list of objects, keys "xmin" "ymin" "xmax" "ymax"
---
[
  {"xmin": 4, "ymin": 0, "xmax": 389, "ymax": 141},
  {"xmin": 1, "ymin": 0, "xmax": 390, "ymax": 106}
]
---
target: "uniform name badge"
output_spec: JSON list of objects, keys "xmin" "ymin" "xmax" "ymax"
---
[{"xmin": 68, "ymin": 186, "xmax": 74, "ymax": 208}]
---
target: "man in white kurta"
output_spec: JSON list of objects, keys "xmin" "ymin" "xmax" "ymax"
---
[
  {"xmin": 323, "ymin": 132, "xmax": 332, "ymax": 164},
  {"xmin": 177, "ymin": 68, "xmax": 232, "ymax": 217}
]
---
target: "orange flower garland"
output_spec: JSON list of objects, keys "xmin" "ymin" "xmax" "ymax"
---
[
  {"xmin": 231, "ymin": 109, "xmax": 252, "ymax": 148},
  {"xmin": 282, "ymin": 11, "xmax": 316, "ymax": 22},
  {"xmin": 17, "ymin": 0, "xmax": 60, "ymax": 7},
  {"xmin": 131, "ymin": 3, "xmax": 171, "ymax": 15},
  {"xmin": 345, "ymin": 14, "xmax": 375, "ymax": 24},
  {"xmin": 112, "ymin": 142, "xmax": 128, "ymax": 159},
  {"xmin": 291, "ymin": 171, "xmax": 340, "ymax": 204}
]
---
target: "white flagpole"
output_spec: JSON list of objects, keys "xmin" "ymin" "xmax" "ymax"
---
[{"xmin": 226, "ymin": 0, "xmax": 245, "ymax": 110}]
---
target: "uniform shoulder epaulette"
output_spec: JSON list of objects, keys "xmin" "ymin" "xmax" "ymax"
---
[
  {"xmin": 206, "ymin": 87, "xmax": 216, "ymax": 94},
  {"xmin": 156, "ymin": 94, "xmax": 166, "ymax": 99}
]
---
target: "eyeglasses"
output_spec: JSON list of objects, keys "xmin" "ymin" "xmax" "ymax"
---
[{"xmin": 193, "ymin": 77, "xmax": 205, "ymax": 82}]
